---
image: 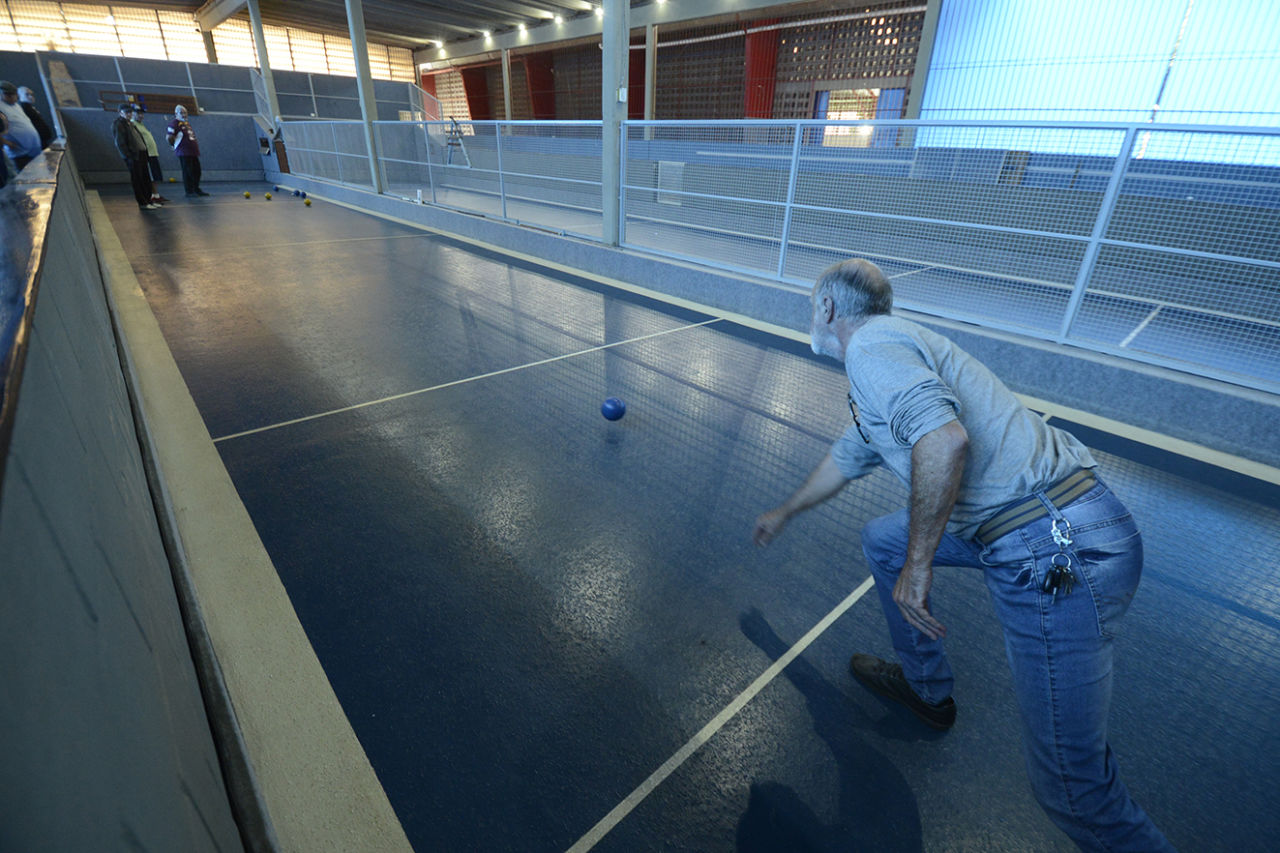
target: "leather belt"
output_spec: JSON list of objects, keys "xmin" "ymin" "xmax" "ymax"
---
[{"xmin": 975, "ymin": 468, "xmax": 1098, "ymax": 545}]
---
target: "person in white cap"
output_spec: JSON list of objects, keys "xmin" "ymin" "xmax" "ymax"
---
[{"xmin": 166, "ymin": 104, "xmax": 207, "ymax": 197}]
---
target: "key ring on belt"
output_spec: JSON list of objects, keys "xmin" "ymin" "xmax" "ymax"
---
[{"xmin": 1038, "ymin": 496, "xmax": 1077, "ymax": 602}]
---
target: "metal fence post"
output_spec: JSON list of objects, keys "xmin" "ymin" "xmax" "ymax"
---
[
  {"xmin": 618, "ymin": 122, "xmax": 628, "ymax": 245},
  {"xmin": 375, "ymin": 123, "xmax": 388, "ymax": 191},
  {"xmin": 331, "ymin": 123, "xmax": 343, "ymax": 184},
  {"xmin": 423, "ymin": 123, "xmax": 438, "ymax": 205},
  {"xmin": 496, "ymin": 123, "xmax": 507, "ymax": 220},
  {"xmin": 776, "ymin": 122, "xmax": 805, "ymax": 280},
  {"xmin": 1058, "ymin": 125, "xmax": 1139, "ymax": 342}
]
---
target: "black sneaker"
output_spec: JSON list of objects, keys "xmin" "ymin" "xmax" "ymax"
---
[{"xmin": 850, "ymin": 654, "xmax": 956, "ymax": 730}]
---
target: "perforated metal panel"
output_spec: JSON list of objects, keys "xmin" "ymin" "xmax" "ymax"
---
[
  {"xmin": 775, "ymin": 5, "xmax": 925, "ymax": 84},
  {"xmin": 551, "ymin": 44, "xmax": 601, "ymax": 120},
  {"xmin": 654, "ymin": 25, "xmax": 746, "ymax": 120},
  {"xmin": 432, "ymin": 69, "xmax": 470, "ymax": 122}
]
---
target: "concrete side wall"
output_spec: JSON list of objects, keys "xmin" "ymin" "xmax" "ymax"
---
[
  {"xmin": 0, "ymin": 157, "xmax": 243, "ymax": 852},
  {"xmin": 266, "ymin": 168, "xmax": 1280, "ymax": 471},
  {"xmin": 59, "ymin": 107, "xmax": 266, "ymax": 183}
]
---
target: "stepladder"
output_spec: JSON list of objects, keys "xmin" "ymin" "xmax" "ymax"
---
[{"xmin": 445, "ymin": 117, "xmax": 471, "ymax": 167}]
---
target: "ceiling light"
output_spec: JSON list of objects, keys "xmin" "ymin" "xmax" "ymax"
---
[
  {"xmin": 555, "ymin": 15, "xmax": 563, "ymax": 24},
  {"xmin": 595, "ymin": 6, "xmax": 603, "ymax": 17},
  {"xmin": 519, "ymin": 23, "xmax": 526, "ymax": 33}
]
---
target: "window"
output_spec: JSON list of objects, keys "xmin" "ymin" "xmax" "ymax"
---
[
  {"xmin": 0, "ymin": 2, "xmax": 417, "ymax": 81},
  {"xmin": 322, "ymin": 33, "xmax": 356, "ymax": 77},
  {"xmin": 211, "ymin": 16, "xmax": 258, "ymax": 68},
  {"xmin": 822, "ymin": 88, "xmax": 880, "ymax": 146},
  {"xmin": 287, "ymin": 27, "xmax": 328, "ymax": 75},
  {"xmin": 112, "ymin": 6, "xmax": 168, "ymax": 60}
]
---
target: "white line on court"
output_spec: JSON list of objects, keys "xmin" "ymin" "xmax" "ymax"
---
[
  {"xmin": 565, "ymin": 575, "xmax": 877, "ymax": 853},
  {"xmin": 888, "ymin": 265, "xmax": 935, "ymax": 281},
  {"xmin": 1120, "ymin": 305, "xmax": 1163, "ymax": 348},
  {"xmin": 212, "ymin": 318, "xmax": 722, "ymax": 443}
]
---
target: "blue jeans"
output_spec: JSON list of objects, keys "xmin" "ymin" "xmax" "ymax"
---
[{"xmin": 861, "ymin": 477, "xmax": 1175, "ymax": 852}]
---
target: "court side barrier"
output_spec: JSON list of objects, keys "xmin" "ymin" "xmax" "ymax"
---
[
  {"xmin": 0, "ymin": 147, "xmax": 256, "ymax": 850},
  {"xmin": 278, "ymin": 117, "xmax": 1280, "ymax": 398}
]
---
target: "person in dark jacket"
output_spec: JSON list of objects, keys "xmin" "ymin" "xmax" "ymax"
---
[
  {"xmin": 0, "ymin": 80, "xmax": 41, "ymax": 169},
  {"xmin": 0, "ymin": 110, "xmax": 12, "ymax": 188},
  {"xmin": 17, "ymin": 86, "xmax": 54, "ymax": 150},
  {"xmin": 112, "ymin": 103, "xmax": 158, "ymax": 210}
]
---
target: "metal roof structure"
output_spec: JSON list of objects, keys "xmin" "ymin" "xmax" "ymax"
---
[{"xmin": 174, "ymin": 0, "xmax": 828, "ymax": 61}]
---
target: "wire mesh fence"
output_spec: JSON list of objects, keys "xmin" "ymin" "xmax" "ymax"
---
[
  {"xmin": 372, "ymin": 120, "xmax": 604, "ymax": 237},
  {"xmin": 280, "ymin": 116, "xmax": 1280, "ymax": 393},
  {"xmin": 249, "ymin": 68, "xmax": 270, "ymax": 123},
  {"xmin": 622, "ymin": 119, "xmax": 1280, "ymax": 391},
  {"xmin": 283, "ymin": 120, "xmax": 372, "ymax": 188}
]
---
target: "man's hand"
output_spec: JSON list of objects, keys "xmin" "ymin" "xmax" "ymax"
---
[
  {"xmin": 893, "ymin": 562, "xmax": 946, "ymax": 640},
  {"xmin": 752, "ymin": 452, "xmax": 851, "ymax": 549},
  {"xmin": 752, "ymin": 508, "xmax": 790, "ymax": 547}
]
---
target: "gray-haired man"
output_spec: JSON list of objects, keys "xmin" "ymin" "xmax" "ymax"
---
[{"xmin": 753, "ymin": 259, "xmax": 1174, "ymax": 851}]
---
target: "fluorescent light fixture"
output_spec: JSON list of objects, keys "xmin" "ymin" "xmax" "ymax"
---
[
  {"xmin": 555, "ymin": 15, "xmax": 564, "ymax": 24},
  {"xmin": 595, "ymin": 6, "xmax": 603, "ymax": 17}
]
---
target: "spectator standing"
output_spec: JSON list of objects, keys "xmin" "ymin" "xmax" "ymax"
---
[
  {"xmin": 166, "ymin": 104, "xmax": 207, "ymax": 197},
  {"xmin": 0, "ymin": 80, "xmax": 43, "ymax": 170},
  {"xmin": 130, "ymin": 106, "xmax": 169, "ymax": 205},
  {"xmin": 17, "ymin": 86, "xmax": 54, "ymax": 150},
  {"xmin": 113, "ymin": 102, "xmax": 158, "ymax": 211},
  {"xmin": 0, "ymin": 110, "xmax": 12, "ymax": 188}
]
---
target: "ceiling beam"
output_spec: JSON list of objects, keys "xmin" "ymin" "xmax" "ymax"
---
[
  {"xmin": 420, "ymin": 0, "xmax": 801, "ymax": 64},
  {"xmin": 194, "ymin": 0, "xmax": 247, "ymax": 32}
]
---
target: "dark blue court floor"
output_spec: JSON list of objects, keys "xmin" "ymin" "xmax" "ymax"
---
[{"xmin": 102, "ymin": 184, "xmax": 1280, "ymax": 852}]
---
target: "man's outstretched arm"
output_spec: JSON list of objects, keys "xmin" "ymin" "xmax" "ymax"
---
[{"xmin": 753, "ymin": 452, "xmax": 851, "ymax": 547}]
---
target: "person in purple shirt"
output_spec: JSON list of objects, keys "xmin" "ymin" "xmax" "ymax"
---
[{"xmin": 166, "ymin": 104, "xmax": 208, "ymax": 197}]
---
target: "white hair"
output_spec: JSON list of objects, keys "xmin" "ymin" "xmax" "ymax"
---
[{"xmin": 813, "ymin": 259, "xmax": 894, "ymax": 320}]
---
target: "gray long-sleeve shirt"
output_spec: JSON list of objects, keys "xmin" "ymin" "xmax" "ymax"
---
[{"xmin": 830, "ymin": 315, "xmax": 1095, "ymax": 540}]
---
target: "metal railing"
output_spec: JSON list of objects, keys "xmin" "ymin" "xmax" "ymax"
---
[
  {"xmin": 407, "ymin": 84, "xmax": 442, "ymax": 121},
  {"xmin": 372, "ymin": 120, "xmax": 605, "ymax": 238},
  {"xmin": 279, "ymin": 117, "xmax": 1280, "ymax": 394}
]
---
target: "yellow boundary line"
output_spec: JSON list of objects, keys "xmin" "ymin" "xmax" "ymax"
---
[{"xmin": 300, "ymin": 187, "xmax": 1280, "ymax": 489}]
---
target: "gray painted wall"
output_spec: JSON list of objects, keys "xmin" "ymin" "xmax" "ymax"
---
[
  {"xmin": 0, "ymin": 156, "xmax": 243, "ymax": 852},
  {"xmin": 59, "ymin": 107, "xmax": 266, "ymax": 183}
]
